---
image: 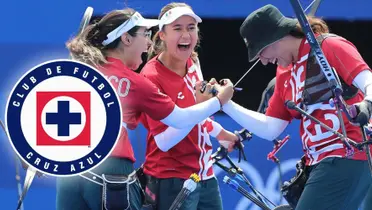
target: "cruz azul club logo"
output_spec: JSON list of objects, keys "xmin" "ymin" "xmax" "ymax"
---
[{"xmin": 5, "ymin": 59, "xmax": 122, "ymax": 176}]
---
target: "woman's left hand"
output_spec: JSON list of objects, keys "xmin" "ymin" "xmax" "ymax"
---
[{"xmin": 216, "ymin": 130, "xmax": 239, "ymax": 152}]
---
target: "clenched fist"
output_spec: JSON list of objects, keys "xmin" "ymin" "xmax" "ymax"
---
[
  {"xmin": 214, "ymin": 79, "xmax": 235, "ymax": 105},
  {"xmin": 195, "ymin": 78, "xmax": 218, "ymax": 103}
]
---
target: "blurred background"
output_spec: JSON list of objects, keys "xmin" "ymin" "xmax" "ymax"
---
[{"xmin": 0, "ymin": 0, "xmax": 371, "ymax": 209}]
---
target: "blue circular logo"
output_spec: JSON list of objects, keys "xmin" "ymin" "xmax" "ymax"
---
[{"xmin": 5, "ymin": 59, "xmax": 122, "ymax": 176}]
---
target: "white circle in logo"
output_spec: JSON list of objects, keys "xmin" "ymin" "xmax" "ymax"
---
[
  {"xmin": 21, "ymin": 76, "xmax": 107, "ymax": 162},
  {"xmin": 41, "ymin": 96, "xmax": 87, "ymax": 141}
]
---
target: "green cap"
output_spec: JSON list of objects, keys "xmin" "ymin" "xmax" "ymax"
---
[{"xmin": 240, "ymin": 4, "xmax": 298, "ymax": 62}]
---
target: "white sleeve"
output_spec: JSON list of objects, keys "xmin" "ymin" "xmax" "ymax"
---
[
  {"xmin": 161, "ymin": 97, "xmax": 220, "ymax": 129},
  {"xmin": 222, "ymin": 101, "xmax": 289, "ymax": 140},
  {"xmin": 154, "ymin": 126, "xmax": 194, "ymax": 152},
  {"xmin": 352, "ymin": 70, "xmax": 372, "ymax": 100},
  {"xmin": 156, "ymin": 117, "xmax": 223, "ymax": 152}
]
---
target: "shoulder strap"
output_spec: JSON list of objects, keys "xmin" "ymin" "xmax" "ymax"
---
[
  {"xmin": 315, "ymin": 33, "xmax": 338, "ymax": 43},
  {"xmin": 305, "ymin": 33, "xmax": 359, "ymax": 101}
]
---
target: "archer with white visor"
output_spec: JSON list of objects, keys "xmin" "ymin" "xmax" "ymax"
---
[{"xmin": 140, "ymin": 3, "xmax": 240, "ymax": 210}]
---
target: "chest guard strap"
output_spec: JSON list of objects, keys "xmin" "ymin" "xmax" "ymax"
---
[{"xmin": 302, "ymin": 33, "xmax": 359, "ymax": 105}]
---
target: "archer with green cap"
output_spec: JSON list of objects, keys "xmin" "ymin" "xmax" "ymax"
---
[{"xmin": 222, "ymin": 4, "xmax": 372, "ymax": 210}]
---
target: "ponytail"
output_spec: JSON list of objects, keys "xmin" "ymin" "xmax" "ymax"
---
[
  {"xmin": 66, "ymin": 23, "xmax": 107, "ymax": 67},
  {"xmin": 147, "ymin": 30, "xmax": 163, "ymax": 60},
  {"xmin": 290, "ymin": 16, "xmax": 329, "ymax": 38},
  {"xmin": 307, "ymin": 16, "xmax": 329, "ymax": 34}
]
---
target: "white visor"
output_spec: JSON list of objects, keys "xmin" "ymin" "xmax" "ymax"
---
[
  {"xmin": 102, "ymin": 12, "xmax": 159, "ymax": 46},
  {"xmin": 159, "ymin": 7, "xmax": 202, "ymax": 31}
]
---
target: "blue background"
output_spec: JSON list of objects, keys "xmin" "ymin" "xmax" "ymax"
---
[{"xmin": 0, "ymin": 0, "xmax": 370, "ymax": 209}]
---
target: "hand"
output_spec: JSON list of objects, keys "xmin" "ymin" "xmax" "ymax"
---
[
  {"xmin": 214, "ymin": 79, "xmax": 234, "ymax": 105},
  {"xmin": 216, "ymin": 129, "xmax": 239, "ymax": 152},
  {"xmin": 218, "ymin": 140, "xmax": 235, "ymax": 152},
  {"xmin": 233, "ymin": 128, "xmax": 252, "ymax": 162},
  {"xmin": 195, "ymin": 78, "xmax": 217, "ymax": 103},
  {"xmin": 208, "ymin": 78, "xmax": 217, "ymax": 85},
  {"xmin": 351, "ymin": 100, "xmax": 372, "ymax": 126},
  {"xmin": 234, "ymin": 128, "xmax": 253, "ymax": 143}
]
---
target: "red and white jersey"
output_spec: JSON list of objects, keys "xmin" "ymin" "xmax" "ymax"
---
[
  {"xmin": 99, "ymin": 57, "xmax": 175, "ymax": 162},
  {"xmin": 140, "ymin": 56, "xmax": 215, "ymax": 180},
  {"xmin": 266, "ymin": 35, "xmax": 371, "ymax": 165}
]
